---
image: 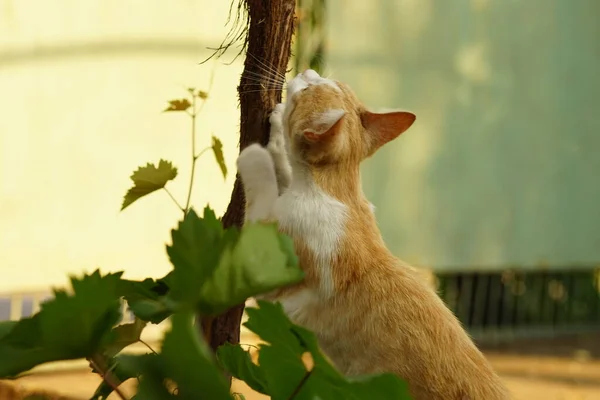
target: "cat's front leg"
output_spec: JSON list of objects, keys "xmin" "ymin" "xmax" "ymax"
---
[
  {"xmin": 237, "ymin": 144, "xmax": 279, "ymax": 222},
  {"xmin": 267, "ymin": 103, "xmax": 292, "ymax": 194}
]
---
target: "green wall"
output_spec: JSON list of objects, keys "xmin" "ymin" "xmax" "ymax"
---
[{"xmin": 326, "ymin": 0, "xmax": 600, "ymax": 271}]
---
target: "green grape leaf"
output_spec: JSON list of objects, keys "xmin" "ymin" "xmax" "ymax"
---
[
  {"xmin": 119, "ymin": 353, "xmax": 175, "ymax": 399},
  {"xmin": 163, "ymin": 98, "xmax": 191, "ymax": 112},
  {"xmin": 118, "ymin": 276, "xmax": 170, "ymax": 302},
  {"xmin": 127, "ymin": 298, "xmax": 172, "ymax": 324},
  {"xmin": 199, "ymin": 205, "xmax": 223, "ymax": 236},
  {"xmin": 277, "ymin": 233, "xmax": 299, "ymax": 272},
  {"xmin": 238, "ymin": 301, "xmax": 309, "ymax": 399},
  {"xmin": 197, "ymin": 90, "xmax": 209, "ymax": 99},
  {"xmin": 211, "ymin": 136, "xmax": 227, "ymax": 179},
  {"xmin": 166, "ymin": 207, "xmax": 224, "ymax": 307},
  {"xmin": 0, "ymin": 270, "xmax": 122, "ymax": 377},
  {"xmin": 243, "ymin": 301, "xmax": 303, "ymax": 355},
  {"xmin": 118, "ymin": 277, "xmax": 173, "ymax": 324},
  {"xmin": 39, "ymin": 271, "xmax": 122, "ymax": 355},
  {"xmin": 0, "ymin": 321, "xmax": 17, "ymax": 340},
  {"xmin": 121, "ymin": 160, "xmax": 178, "ymax": 211},
  {"xmin": 160, "ymin": 311, "xmax": 231, "ymax": 399},
  {"xmin": 119, "ymin": 312, "xmax": 232, "ymax": 399},
  {"xmin": 0, "ymin": 315, "xmax": 61, "ymax": 378},
  {"xmin": 165, "ymin": 207, "xmax": 301, "ymax": 315},
  {"xmin": 198, "ymin": 223, "xmax": 304, "ymax": 316},
  {"xmin": 290, "ymin": 325, "xmax": 340, "ymax": 380},
  {"xmin": 104, "ymin": 318, "xmax": 147, "ymax": 357},
  {"xmin": 258, "ymin": 345, "xmax": 307, "ymax": 399},
  {"xmin": 216, "ymin": 343, "xmax": 267, "ymax": 394}
]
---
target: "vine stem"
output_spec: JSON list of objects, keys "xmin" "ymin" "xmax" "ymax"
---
[
  {"xmin": 183, "ymin": 94, "xmax": 197, "ymax": 214},
  {"xmin": 163, "ymin": 187, "xmax": 185, "ymax": 212},
  {"xmin": 183, "ymin": 67, "xmax": 216, "ymax": 214},
  {"xmin": 195, "ymin": 146, "xmax": 211, "ymax": 160},
  {"xmin": 287, "ymin": 370, "xmax": 312, "ymax": 400},
  {"xmin": 139, "ymin": 338, "xmax": 158, "ymax": 355},
  {"xmin": 90, "ymin": 356, "xmax": 128, "ymax": 400}
]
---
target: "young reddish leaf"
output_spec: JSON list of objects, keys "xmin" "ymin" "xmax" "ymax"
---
[
  {"xmin": 121, "ymin": 160, "xmax": 178, "ymax": 211},
  {"xmin": 211, "ymin": 136, "xmax": 227, "ymax": 179},
  {"xmin": 164, "ymin": 98, "xmax": 192, "ymax": 112}
]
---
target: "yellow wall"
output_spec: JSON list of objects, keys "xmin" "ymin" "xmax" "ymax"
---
[{"xmin": 0, "ymin": 0, "xmax": 244, "ymax": 291}]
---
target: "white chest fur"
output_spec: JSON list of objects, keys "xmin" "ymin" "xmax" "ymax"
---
[{"xmin": 273, "ymin": 177, "xmax": 348, "ymax": 304}]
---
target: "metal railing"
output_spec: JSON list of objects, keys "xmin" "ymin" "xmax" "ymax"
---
[{"xmin": 437, "ymin": 268, "xmax": 600, "ymax": 343}]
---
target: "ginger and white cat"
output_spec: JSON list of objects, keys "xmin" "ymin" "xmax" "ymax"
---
[{"xmin": 237, "ymin": 69, "xmax": 510, "ymax": 400}]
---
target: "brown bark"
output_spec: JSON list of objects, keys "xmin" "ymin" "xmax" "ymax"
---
[{"xmin": 199, "ymin": 0, "xmax": 296, "ymax": 374}]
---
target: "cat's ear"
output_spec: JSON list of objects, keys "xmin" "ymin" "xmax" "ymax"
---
[
  {"xmin": 303, "ymin": 109, "xmax": 345, "ymax": 142},
  {"xmin": 361, "ymin": 110, "xmax": 416, "ymax": 151}
]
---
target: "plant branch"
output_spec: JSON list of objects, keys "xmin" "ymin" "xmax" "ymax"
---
[
  {"xmin": 139, "ymin": 338, "xmax": 158, "ymax": 355},
  {"xmin": 89, "ymin": 356, "xmax": 128, "ymax": 400},
  {"xmin": 163, "ymin": 187, "xmax": 185, "ymax": 212},
  {"xmin": 288, "ymin": 369, "xmax": 313, "ymax": 400},
  {"xmin": 184, "ymin": 67, "xmax": 216, "ymax": 213},
  {"xmin": 195, "ymin": 146, "xmax": 212, "ymax": 161},
  {"xmin": 184, "ymin": 95, "xmax": 198, "ymax": 213},
  {"xmin": 194, "ymin": 66, "xmax": 217, "ymax": 117},
  {"xmin": 199, "ymin": 0, "xmax": 296, "ymax": 387}
]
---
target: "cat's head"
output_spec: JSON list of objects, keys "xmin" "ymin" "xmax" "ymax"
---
[{"xmin": 281, "ymin": 69, "xmax": 415, "ymax": 166}]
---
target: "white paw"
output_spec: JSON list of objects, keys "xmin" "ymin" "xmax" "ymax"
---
[
  {"xmin": 237, "ymin": 144, "xmax": 279, "ymax": 223},
  {"xmin": 268, "ymin": 103, "xmax": 286, "ymax": 154},
  {"xmin": 269, "ymin": 103, "xmax": 286, "ymax": 127},
  {"xmin": 269, "ymin": 103, "xmax": 286, "ymax": 133},
  {"xmin": 237, "ymin": 144, "xmax": 270, "ymax": 175},
  {"xmin": 268, "ymin": 131, "xmax": 286, "ymax": 155}
]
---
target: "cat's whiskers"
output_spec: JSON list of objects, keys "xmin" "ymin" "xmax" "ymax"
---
[
  {"xmin": 241, "ymin": 83, "xmax": 284, "ymax": 87},
  {"xmin": 241, "ymin": 77, "xmax": 285, "ymax": 88},
  {"xmin": 241, "ymin": 69, "xmax": 286, "ymax": 96},
  {"xmin": 242, "ymin": 70, "xmax": 286, "ymax": 86},
  {"xmin": 237, "ymin": 88, "xmax": 283, "ymax": 95},
  {"xmin": 241, "ymin": 79, "xmax": 284, "ymax": 89},
  {"xmin": 239, "ymin": 85, "xmax": 285, "ymax": 93},
  {"xmin": 246, "ymin": 52, "xmax": 286, "ymax": 80}
]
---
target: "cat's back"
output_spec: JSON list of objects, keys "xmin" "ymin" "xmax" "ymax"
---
[{"xmin": 334, "ymin": 262, "xmax": 511, "ymax": 400}]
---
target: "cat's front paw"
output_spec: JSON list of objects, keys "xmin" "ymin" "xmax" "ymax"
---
[
  {"xmin": 268, "ymin": 103, "xmax": 286, "ymax": 154},
  {"xmin": 237, "ymin": 144, "xmax": 272, "ymax": 180},
  {"xmin": 269, "ymin": 103, "xmax": 286, "ymax": 132}
]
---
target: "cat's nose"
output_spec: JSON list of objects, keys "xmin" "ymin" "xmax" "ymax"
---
[{"xmin": 302, "ymin": 69, "xmax": 320, "ymax": 80}]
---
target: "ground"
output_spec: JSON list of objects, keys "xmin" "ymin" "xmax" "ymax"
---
[
  {"xmin": 2, "ymin": 332, "xmax": 599, "ymax": 399},
  {"xmin": 3, "ymin": 352, "xmax": 599, "ymax": 400}
]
